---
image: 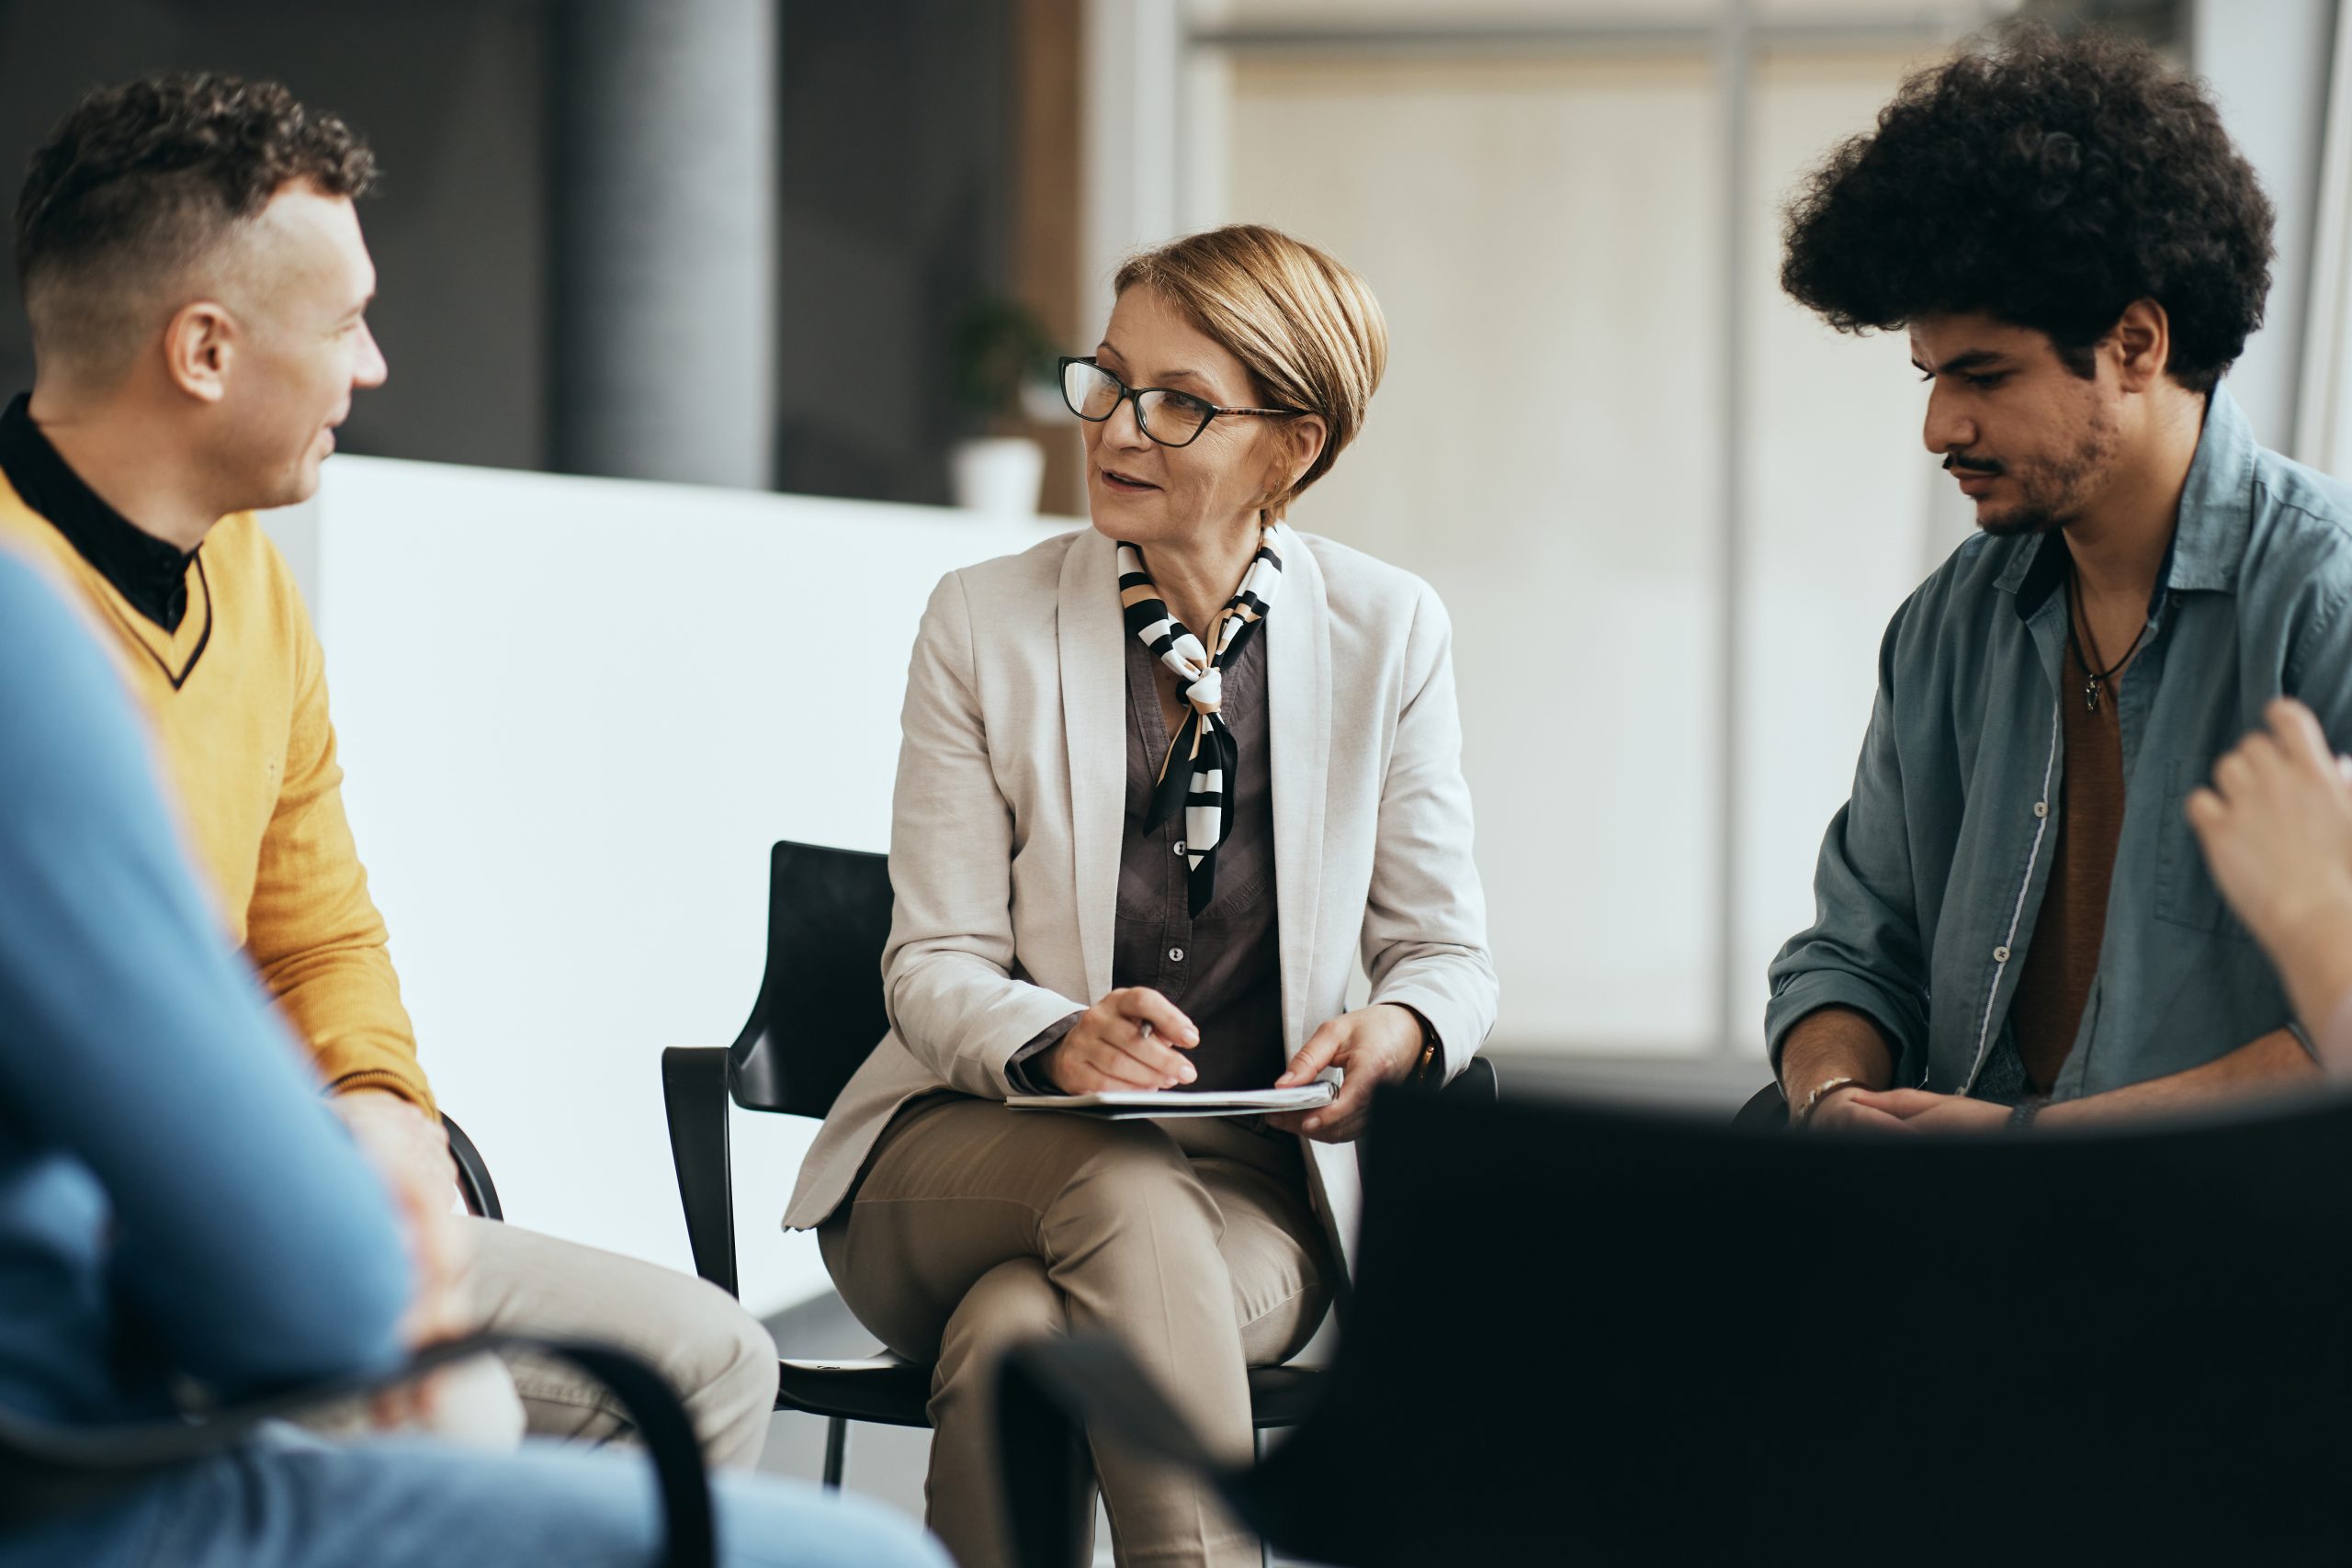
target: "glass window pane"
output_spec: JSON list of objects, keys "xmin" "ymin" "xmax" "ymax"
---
[
  {"xmin": 1755, "ymin": 0, "xmax": 2019, "ymax": 19},
  {"xmin": 1191, "ymin": 0, "xmax": 1718, "ymax": 28},
  {"xmin": 1221, "ymin": 54, "xmax": 1725, "ymax": 1051}
]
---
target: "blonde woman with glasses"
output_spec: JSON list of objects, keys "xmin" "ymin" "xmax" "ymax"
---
[{"xmin": 785, "ymin": 225, "xmax": 1498, "ymax": 1568}]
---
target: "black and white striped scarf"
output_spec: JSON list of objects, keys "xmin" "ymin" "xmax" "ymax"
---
[{"xmin": 1117, "ymin": 526, "xmax": 1284, "ymax": 916}]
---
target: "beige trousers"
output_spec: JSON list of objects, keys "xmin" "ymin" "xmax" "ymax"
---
[
  {"xmin": 458, "ymin": 1216, "xmax": 782, "ymax": 1471},
  {"xmin": 820, "ymin": 1095, "xmax": 1333, "ymax": 1568}
]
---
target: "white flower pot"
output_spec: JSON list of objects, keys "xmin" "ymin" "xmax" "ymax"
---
[{"xmin": 950, "ymin": 436, "xmax": 1046, "ymax": 518}]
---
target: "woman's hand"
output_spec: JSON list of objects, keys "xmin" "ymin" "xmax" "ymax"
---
[
  {"xmin": 1040, "ymin": 987, "xmax": 1201, "ymax": 1093},
  {"xmin": 1266, "ymin": 1004, "xmax": 1427, "ymax": 1144},
  {"xmin": 2187, "ymin": 698, "xmax": 2352, "ymax": 954}
]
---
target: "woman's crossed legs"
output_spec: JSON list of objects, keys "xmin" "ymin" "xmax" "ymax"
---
[{"xmin": 820, "ymin": 1095, "xmax": 1331, "ymax": 1568}]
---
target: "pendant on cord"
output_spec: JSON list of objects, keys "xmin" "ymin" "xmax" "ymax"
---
[{"xmin": 2064, "ymin": 561, "xmax": 2145, "ymax": 717}]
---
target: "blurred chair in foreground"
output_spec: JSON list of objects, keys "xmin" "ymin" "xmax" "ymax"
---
[{"xmin": 1001, "ymin": 1085, "xmax": 2352, "ymax": 1566}]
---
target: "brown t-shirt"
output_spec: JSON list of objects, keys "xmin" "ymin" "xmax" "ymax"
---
[
  {"xmin": 1009, "ymin": 626, "xmax": 1285, "ymax": 1092},
  {"xmin": 2010, "ymin": 637, "xmax": 2129, "ymax": 1094}
]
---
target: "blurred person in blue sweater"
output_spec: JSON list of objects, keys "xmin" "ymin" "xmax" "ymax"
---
[{"xmin": 0, "ymin": 545, "xmax": 945, "ymax": 1568}]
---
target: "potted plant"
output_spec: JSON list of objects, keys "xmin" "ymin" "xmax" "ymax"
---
[{"xmin": 948, "ymin": 296, "xmax": 1057, "ymax": 517}]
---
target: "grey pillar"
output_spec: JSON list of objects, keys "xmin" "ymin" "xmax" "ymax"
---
[{"xmin": 551, "ymin": 0, "xmax": 778, "ymax": 488}]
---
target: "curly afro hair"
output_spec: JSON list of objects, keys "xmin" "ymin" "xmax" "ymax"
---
[{"xmin": 1780, "ymin": 23, "xmax": 2273, "ymax": 395}]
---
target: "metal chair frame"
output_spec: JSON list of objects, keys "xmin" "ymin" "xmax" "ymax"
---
[
  {"xmin": 443, "ymin": 1111, "xmax": 503, "ymax": 1220},
  {"xmin": 1, "ymin": 1114, "xmax": 710, "ymax": 1565}
]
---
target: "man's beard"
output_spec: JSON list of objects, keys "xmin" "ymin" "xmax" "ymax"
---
[
  {"xmin": 1952, "ymin": 415, "xmax": 2119, "ymax": 538},
  {"xmin": 1975, "ymin": 494, "xmax": 2069, "ymax": 538}
]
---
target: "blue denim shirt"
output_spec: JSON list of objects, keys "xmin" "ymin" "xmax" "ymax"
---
[{"xmin": 1768, "ymin": 389, "xmax": 2352, "ymax": 1100}]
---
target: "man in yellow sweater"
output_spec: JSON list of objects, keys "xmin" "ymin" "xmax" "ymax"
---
[{"xmin": 0, "ymin": 74, "xmax": 777, "ymax": 1464}]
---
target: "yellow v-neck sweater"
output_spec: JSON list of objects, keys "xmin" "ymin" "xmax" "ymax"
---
[{"xmin": 0, "ymin": 477, "xmax": 434, "ymax": 1114}]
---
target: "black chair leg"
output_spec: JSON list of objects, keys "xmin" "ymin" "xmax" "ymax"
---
[
  {"xmin": 1255, "ymin": 1427, "xmax": 1272, "ymax": 1568},
  {"xmin": 662, "ymin": 1047, "xmax": 740, "ymax": 1297},
  {"xmin": 821, "ymin": 1416, "xmax": 848, "ymax": 1491},
  {"xmin": 995, "ymin": 1349, "xmax": 1102, "ymax": 1568}
]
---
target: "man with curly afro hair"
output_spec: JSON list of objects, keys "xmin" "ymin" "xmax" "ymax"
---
[{"xmin": 1764, "ymin": 25, "xmax": 2352, "ymax": 1134}]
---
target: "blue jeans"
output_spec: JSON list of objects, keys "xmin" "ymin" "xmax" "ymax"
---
[{"xmin": 0, "ymin": 1427, "xmax": 948, "ymax": 1568}]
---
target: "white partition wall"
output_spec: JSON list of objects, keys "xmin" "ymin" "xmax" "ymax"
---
[{"xmin": 266, "ymin": 458, "xmax": 1071, "ymax": 1317}]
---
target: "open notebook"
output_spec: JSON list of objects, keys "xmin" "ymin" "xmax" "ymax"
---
[{"xmin": 1005, "ymin": 1080, "xmax": 1338, "ymax": 1120}]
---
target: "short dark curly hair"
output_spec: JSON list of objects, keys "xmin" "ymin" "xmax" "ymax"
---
[
  {"xmin": 1780, "ymin": 24, "xmax": 2273, "ymax": 396},
  {"xmin": 14, "ymin": 71, "xmax": 376, "ymax": 366}
]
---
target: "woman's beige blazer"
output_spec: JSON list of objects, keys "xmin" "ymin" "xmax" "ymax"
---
[{"xmin": 784, "ymin": 525, "xmax": 1498, "ymax": 1270}]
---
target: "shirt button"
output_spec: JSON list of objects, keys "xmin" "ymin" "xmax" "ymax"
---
[
  {"xmin": 1169, "ymin": 946, "xmax": 1185, "ymax": 963},
  {"xmin": 2033, "ymin": 801, "xmax": 2049, "ymax": 818},
  {"xmin": 1994, "ymin": 945, "xmax": 2011, "ymax": 964},
  {"xmin": 1173, "ymin": 840, "xmax": 1187, "ymax": 856}
]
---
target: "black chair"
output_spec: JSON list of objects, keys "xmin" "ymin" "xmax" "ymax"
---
[
  {"xmin": 660, "ymin": 839, "xmax": 1495, "ymax": 1513},
  {"xmin": 1, "ymin": 1106, "xmax": 721, "ymax": 1564},
  {"xmin": 443, "ymin": 1111, "xmax": 503, "ymax": 1221},
  {"xmin": 1732, "ymin": 1080, "xmax": 1786, "ymax": 1128},
  {"xmin": 0, "ymin": 1331, "xmax": 713, "ymax": 1565},
  {"xmin": 1001, "ymin": 1083, "xmax": 2352, "ymax": 1566}
]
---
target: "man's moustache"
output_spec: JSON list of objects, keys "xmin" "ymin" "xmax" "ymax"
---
[{"xmin": 1942, "ymin": 454, "xmax": 2003, "ymax": 475}]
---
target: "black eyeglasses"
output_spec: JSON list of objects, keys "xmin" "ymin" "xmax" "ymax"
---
[{"xmin": 1057, "ymin": 356, "xmax": 1305, "ymax": 449}]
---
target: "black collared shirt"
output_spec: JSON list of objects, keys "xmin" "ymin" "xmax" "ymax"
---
[
  {"xmin": 0, "ymin": 393, "xmax": 197, "ymax": 631},
  {"xmin": 1111, "ymin": 626, "xmax": 1284, "ymax": 1091}
]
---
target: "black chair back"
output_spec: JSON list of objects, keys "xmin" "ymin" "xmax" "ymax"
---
[
  {"xmin": 1229, "ymin": 1086, "xmax": 2352, "ymax": 1566},
  {"xmin": 727, "ymin": 840, "xmax": 893, "ymax": 1120}
]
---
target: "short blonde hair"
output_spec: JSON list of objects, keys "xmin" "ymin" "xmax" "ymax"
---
[{"xmin": 1114, "ymin": 224, "xmax": 1387, "ymax": 521}]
